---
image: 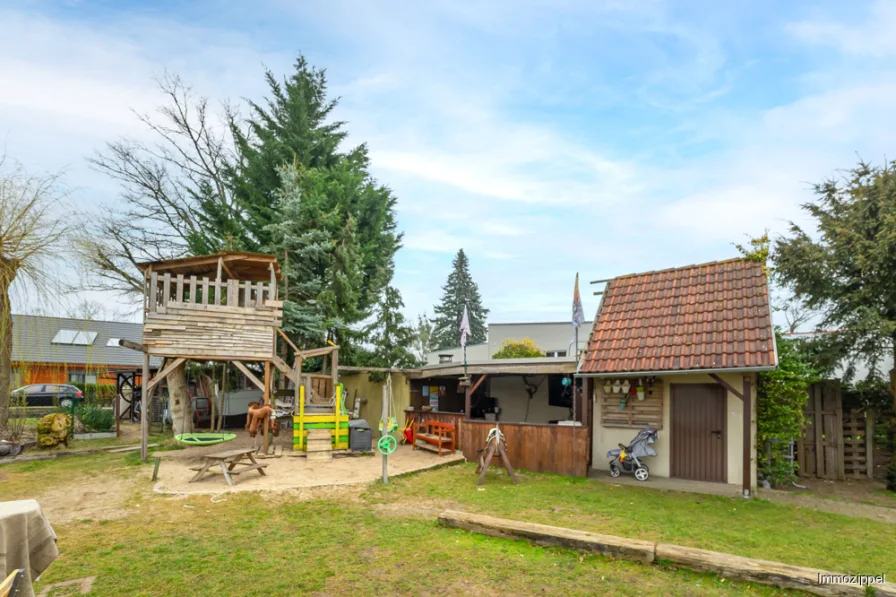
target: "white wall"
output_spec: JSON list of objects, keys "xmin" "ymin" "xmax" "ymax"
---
[
  {"xmin": 425, "ymin": 343, "xmax": 488, "ymax": 365},
  {"xmin": 489, "ymin": 375, "xmax": 571, "ymax": 424},
  {"xmin": 488, "ymin": 322, "xmax": 593, "ymax": 358},
  {"xmin": 591, "ymin": 372, "xmax": 757, "ymax": 488}
]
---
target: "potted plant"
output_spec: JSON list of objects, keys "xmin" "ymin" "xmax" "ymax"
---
[
  {"xmin": 621, "ymin": 379, "xmax": 631, "ymax": 394},
  {"xmin": 602, "ymin": 380, "xmax": 612, "ymax": 394},
  {"xmin": 611, "ymin": 379, "xmax": 621, "ymax": 394},
  {"xmin": 636, "ymin": 385, "xmax": 645, "ymax": 400}
]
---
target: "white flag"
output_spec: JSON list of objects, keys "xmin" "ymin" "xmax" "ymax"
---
[{"xmin": 459, "ymin": 305, "xmax": 471, "ymax": 348}]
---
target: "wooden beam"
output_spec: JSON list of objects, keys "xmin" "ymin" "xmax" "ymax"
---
[
  {"xmin": 140, "ymin": 352, "xmax": 150, "ymax": 461},
  {"xmin": 276, "ymin": 328, "xmax": 299, "ymax": 354},
  {"xmin": 709, "ymin": 373, "xmax": 744, "ymax": 401},
  {"xmin": 295, "ymin": 345, "xmax": 338, "ymax": 359},
  {"xmin": 271, "ymin": 355, "xmax": 297, "ymax": 383},
  {"xmin": 233, "ymin": 360, "xmax": 265, "ymax": 391},
  {"xmin": 145, "ymin": 357, "xmax": 187, "ymax": 393},
  {"xmin": 263, "ymin": 360, "xmax": 271, "ymax": 454},
  {"xmin": 331, "ymin": 347, "xmax": 339, "ymax": 398},
  {"xmin": 742, "ymin": 375, "xmax": 752, "ymax": 497},
  {"xmin": 220, "ymin": 259, "xmax": 236, "ymax": 280},
  {"xmin": 119, "ymin": 339, "xmax": 146, "ymax": 353},
  {"xmin": 469, "ymin": 374, "xmax": 488, "ymax": 394}
]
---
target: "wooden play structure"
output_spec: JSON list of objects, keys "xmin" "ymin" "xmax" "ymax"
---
[
  {"xmin": 129, "ymin": 251, "xmax": 341, "ymax": 461},
  {"xmin": 293, "ymin": 384, "xmax": 349, "ymax": 459}
]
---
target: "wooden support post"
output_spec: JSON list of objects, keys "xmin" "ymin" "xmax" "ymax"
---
[
  {"xmin": 866, "ymin": 413, "xmax": 875, "ymax": 479},
  {"xmin": 299, "ymin": 385, "xmax": 305, "ymax": 451},
  {"xmin": 263, "ymin": 360, "xmax": 271, "ymax": 455},
  {"xmin": 382, "ymin": 381, "xmax": 389, "ymax": 484},
  {"xmin": 813, "ymin": 384, "xmax": 824, "ymax": 478},
  {"xmin": 743, "ymin": 375, "xmax": 752, "ymax": 498},
  {"xmin": 465, "ymin": 384, "xmax": 472, "ymax": 419},
  {"xmin": 141, "ymin": 352, "xmax": 150, "ymax": 461},
  {"xmin": 331, "ymin": 348, "xmax": 339, "ymax": 402}
]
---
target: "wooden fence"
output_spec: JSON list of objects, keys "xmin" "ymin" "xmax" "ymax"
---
[
  {"xmin": 403, "ymin": 410, "xmax": 590, "ymax": 476},
  {"xmin": 797, "ymin": 382, "xmax": 874, "ymax": 480}
]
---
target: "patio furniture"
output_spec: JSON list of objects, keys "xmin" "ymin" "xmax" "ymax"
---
[
  {"xmin": 0, "ymin": 499, "xmax": 58, "ymax": 597},
  {"xmin": 413, "ymin": 421, "xmax": 456, "ymax": 456},
  {"xmin": 189, "ymin": 447, "xmax": 268, "ymax": 487}
]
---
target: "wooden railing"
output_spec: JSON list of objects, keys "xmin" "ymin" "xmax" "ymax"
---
[
  {"xmin": 403, "ymin": 409, "xmax": 590, "ymax": 476},
  {"xmin": 145, "ymin": 272, "xmax": 277, "ymax": 313}
]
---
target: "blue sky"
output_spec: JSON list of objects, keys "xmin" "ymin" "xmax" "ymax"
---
[{"xmin": 2, "ymin": 0, "xmax": 896, "ymax": 324}]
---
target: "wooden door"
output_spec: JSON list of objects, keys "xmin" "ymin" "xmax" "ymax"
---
[{"xmin": 671, "ymin": 384, "xmax": 726, "ymax": 483}]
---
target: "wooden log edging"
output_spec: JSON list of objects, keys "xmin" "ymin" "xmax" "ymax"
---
[{"xmin": 437, "ymin": 510, "xmax": 896, "ymax": 597}]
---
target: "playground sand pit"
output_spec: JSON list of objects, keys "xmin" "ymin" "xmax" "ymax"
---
[{"xmin": 152, "ymin": 432, "xmax": 465, "ymax": 494}]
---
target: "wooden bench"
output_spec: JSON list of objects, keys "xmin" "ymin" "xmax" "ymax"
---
[
  {"xmin": 413, "ymin": 421, "xmax": 456, "ymax": 456},
  {"xmin": 189, "ymin": 447, "xmax": 268, "ymax": 487}
]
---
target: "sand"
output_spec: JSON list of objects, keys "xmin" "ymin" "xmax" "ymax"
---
[{"xmin": 151, "ymin": 431, "xmax": 465, "ymax": 495}]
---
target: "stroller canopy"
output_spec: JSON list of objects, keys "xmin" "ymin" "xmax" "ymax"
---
[{"xmin": 626, "ymin": 428, "xmax": 658, "ymax": 458}]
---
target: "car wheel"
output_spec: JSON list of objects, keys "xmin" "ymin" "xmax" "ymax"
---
[
  {"xmin": 609, "ymin": 465, "xmax": 621, "ymax": 478},
  {"xmin": 60, "ymin": 398, "xmax": 73, "ymax": 409}
]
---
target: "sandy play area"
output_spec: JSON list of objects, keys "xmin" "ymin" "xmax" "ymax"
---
[{"xmin": 152, "ymin": 431, "xmax": 465, "ymax": 494}]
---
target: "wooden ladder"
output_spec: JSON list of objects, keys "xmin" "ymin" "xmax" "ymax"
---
[{"xmin": 305, "ymin": 429, "xmax": 333, "ymax": 462}]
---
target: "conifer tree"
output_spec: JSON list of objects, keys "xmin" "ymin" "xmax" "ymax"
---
[
  {"xmin": 432, "ymin": 249, "xmax": 488, "ymax": 349},
  {"xmin": 365, "ymin": 286, "xmax": 419, "ymax": 370}
]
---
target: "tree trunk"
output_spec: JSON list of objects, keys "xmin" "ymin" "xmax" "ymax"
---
[
  {"xmin": 0, "ymin": 276, "xmax": 13, "ymax": 432},
  {"xmin": 168, "ymin": 362, "xmax": 193, "ymax": 435}
]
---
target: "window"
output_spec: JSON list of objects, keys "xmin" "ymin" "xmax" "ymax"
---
[
  {"xmin": 51, "ymin": 329, "xmax": 98, "ymax": 345},
  {"xmin": 69, "ymin": 372, "xmax": 97, "ymax": 384},
  {"xmin": 107, "ymin": 337, "xmax": 121, "ymax": 347},
  {"xmin": 545, "ymin": 350, "xmax": 567, "ymax": 358}
]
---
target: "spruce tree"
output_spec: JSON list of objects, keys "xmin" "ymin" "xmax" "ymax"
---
[
  {"xmin": 432, "ymin": 249, "xmax": 489, "ymax": 349},
  {"xmin": 365, "ymin": 286, "xmax": 419, "ymax": 370},
  {"xmin": 226, "ymin": 56, "xmax": 401, "ymax": 356}
]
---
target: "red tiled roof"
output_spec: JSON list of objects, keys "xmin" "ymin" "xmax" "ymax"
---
[{"xmin": 580, "ymin": 258, "xmax": 777, "ymax": 375}]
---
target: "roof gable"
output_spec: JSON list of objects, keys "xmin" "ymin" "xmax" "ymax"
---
[{"xmin": 580, "ymin": 258, "xmax": 777, "ymax": 375}]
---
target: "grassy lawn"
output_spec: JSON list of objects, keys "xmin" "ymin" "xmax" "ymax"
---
[{"xmin": 2, "ymin": 455, "xmax": 891, "ymax": 596}]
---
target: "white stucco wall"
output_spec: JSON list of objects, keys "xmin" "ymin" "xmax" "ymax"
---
[
  {"xmin": 591, "ymin": 372, "xmax": 757, "ymax": 488},
  {"xmin": 489, "ymin": 375, "xmax": 571, "ymax": 424}
]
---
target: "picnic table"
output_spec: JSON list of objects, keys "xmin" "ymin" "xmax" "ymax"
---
[{"xmin": 189, "ymin": 447, "xmax": 268, "ymax": 487}]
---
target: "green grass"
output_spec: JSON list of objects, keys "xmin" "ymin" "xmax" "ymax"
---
[
  {"xmin": 5, "ymin": 455, "xmax": 892, "ymax": 596},
  {"xmin": 32, "ymin": 492, "xmax": 793, "ymax": 597},
  {"xmin": 364, "ymin": 464, "xmax": 896, "ymax": 577}
]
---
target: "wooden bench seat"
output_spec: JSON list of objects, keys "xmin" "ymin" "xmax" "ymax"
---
[{"xmin": 413, "ymin": 421, "xmax": 456, "ymax": 456}]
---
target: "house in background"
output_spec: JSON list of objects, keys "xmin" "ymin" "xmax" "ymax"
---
[
  {"xmin": 579, "ymin": 258, "xmax": 778, "ymax": 497},
  {"xmin": 426, "ymin": 320, "xmax": 594, "ymax": 364},
  {"xmin": 11, "ymin": 314, "xmax": 160, "ymax": 387}
]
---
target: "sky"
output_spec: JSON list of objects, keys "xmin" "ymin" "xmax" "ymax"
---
[{"xmin": 2, "ymin": 0, "xmax": 896, "ymax": 325}]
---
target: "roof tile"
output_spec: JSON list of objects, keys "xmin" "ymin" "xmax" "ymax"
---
[{"xmin": 580, "ymin": 258, "xmax": 777, "ymax": 374}]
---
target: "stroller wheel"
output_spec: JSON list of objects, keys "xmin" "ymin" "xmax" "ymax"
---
[
  {"xmin": 634, "ymin": 466, "xmax": 649, "ymax": 481},
  {"xmin": 609, "ymin": 465, "xmax": 621, "ymax": 478}
]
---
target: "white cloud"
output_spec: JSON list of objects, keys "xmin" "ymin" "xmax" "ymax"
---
[{"xmin": 788, "ymin": 0, "xmax": 896, "ymax": 57}]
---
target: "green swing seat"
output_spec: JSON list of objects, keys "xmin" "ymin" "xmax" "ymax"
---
[{"xmin": 174, "ymin": 433, "xmax": 237, "ymax": 446}]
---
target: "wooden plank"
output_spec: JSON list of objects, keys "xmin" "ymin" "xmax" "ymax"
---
[
  {"xmin": 227, "ymin": 279, "xmax": 238, "ymax": 306},
  {"xmin": 656, "ymin": 544, "xmax": 894, "ymax": 597},
  {"xmin": 243, "ymin": 281, "xmax": 252, "ymax": 308},
  {"xmin": 149, "ymin": 271, "xmax": 158, "ymax": 312},
  {"xmin": 175, "ymin": 274, "xmax": 184, "ymax": 303},
  {"xmin": 438, "ymin": 510, "xmax": 655, "ymax": 564},
  {"xmin": 271, "ymin": 355, "xmax": 297, "ymax": 383},
  {"xmin": 162, "ymin": 273, "xmax": 171, "ymax": 307},
  {"xmin": 813, "ymin": 384, "xmax": 824, "ymax": 478},
  {"xmin": 213, "ymin": 279, "xmax": 221, "ymax": 306},
  {"xmin": 834, "ymin": 384, "xmax": 845, "ymax": 481},
  {"xmin": 201, "ymin": 278, "xmax": 209, "ymax": 305},
  {"xmin": 866, "ymin": 414, "xmax": 874, "ymax": 479},
  {"xmin": 277, "ymin": 328, "xmax": 300, "ymax": 354},
  {"xmin": 188, "ymin": 275, "xmax": 197, "ymax": 304},
  {"xmin": 233, "ymin": 361, "xmax": 266, "ymax": 391},
  {"xmin": 145, "ymin": 357, "xmax": 187, "ymax": 393}
]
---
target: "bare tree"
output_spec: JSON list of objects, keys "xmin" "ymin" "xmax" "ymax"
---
[
  {"xmin": 0, "ymin": 156, "xmax": 73, "ymax": 430},
  {"xmin": 73, "ymin": 72, "xmax": 238, "ymax": 298},
  {"xmin": 65, "ymin": 299, "xmax": 133, "ymax": 323}
]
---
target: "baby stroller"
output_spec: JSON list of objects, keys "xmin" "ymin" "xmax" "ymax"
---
[{"xmin": 607, "ymin": 427, "xmax": 657, "ymax": 481}]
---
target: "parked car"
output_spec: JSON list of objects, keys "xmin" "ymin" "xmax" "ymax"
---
[
  {"xmin": 12, "ymin": 384, "xmax": 84, "ymax": 408},
  {"xmin": 163, "ymin": 395, "xmax": 212, "ymax": 428}
]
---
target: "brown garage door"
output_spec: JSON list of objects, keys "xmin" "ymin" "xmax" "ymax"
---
[{"xmin": 670, "ymin": 384, "xmax": 726, "ymax": 483}]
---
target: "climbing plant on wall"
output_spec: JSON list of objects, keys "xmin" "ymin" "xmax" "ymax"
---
[{"xmin": 756, "ymin": 330, "xmax": 818, "ymax": 487}]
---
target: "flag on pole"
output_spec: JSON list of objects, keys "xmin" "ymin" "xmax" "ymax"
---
[
  {"xmin": 459, "ymin": 305, "xmax": 471, "ymax": 348},
  {"xmin": 572, "ymin": 273, "xmax": 585, "ymax": 329}
]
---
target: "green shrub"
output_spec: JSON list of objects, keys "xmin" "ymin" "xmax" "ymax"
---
[
  {"xmin": 76, "ymin": 403, "xmax": 115, "ymax": 432},
  {"xmin": 70, "ymin": 383, "xmax": 117, "ymax": 405},
  {"xmin": 492, "ymin": 338, "xmax": 545, "ymax": 359}
]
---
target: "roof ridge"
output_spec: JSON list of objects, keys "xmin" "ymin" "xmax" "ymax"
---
[
  {"xmin": 609, "ymin": 257, "xmax": 753, "ymax": 282},
  {"xmin": 12, "ymin": 313, "xmax": 140, "ymax": 326}
]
